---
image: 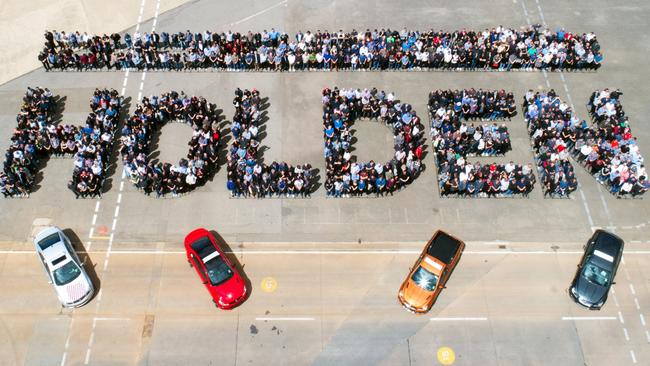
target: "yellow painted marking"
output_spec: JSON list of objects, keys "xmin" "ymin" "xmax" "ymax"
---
[
  {"xmin": 260, "ymin": 277, "xmax": 278, "ymax": 292},
  {"xmin": 89, "ymin": 236, "xmax": 111, "ymax": 241},
  {"xmin": 437, "ymin": 346, "xmax": 455, "ymax": 365}
]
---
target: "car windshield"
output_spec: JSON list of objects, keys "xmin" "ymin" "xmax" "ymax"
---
[
  {"xmin": 53, "ymin": 261, "xmax": 82, "ymax": 286},
  {"xmin": 582, "ymin": 262, "xmax": 611, "ymax": 287},
  {"xmin": 38, "ymin": 233, "xmax": 61, "ymax": 250},
  {"xmin": 205, "ymin": 255, "xmax": 234, "ymax": 286},
  {"xmin": 411, "ymin": 266, "xmax": 439, "ymax": 292}
]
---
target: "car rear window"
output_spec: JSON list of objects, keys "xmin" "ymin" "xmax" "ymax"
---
[
  {"xmin": 38, "ymin": 233, "xmax": 60, "ymax": 250},
  {"xmin": 191, "ymin": 237, "xmax": 216, "ymax": 259}
]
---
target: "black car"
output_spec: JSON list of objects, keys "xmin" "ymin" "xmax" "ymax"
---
[{"xmin": 569, "ymin": 230, "xmax": 624, "ymax": 310}]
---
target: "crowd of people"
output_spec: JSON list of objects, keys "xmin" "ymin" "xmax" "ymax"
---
[
  {"xmin": 226, "ymin": 88, "xmax": 313, "ymax": 197},
  {"xmin": 39, "ymin": 25, "xmax": 602, "ymax": 72},
  {"xmin": 1, "ymin": 87, "xmax": 120, "ymax": 198},
  {"xmin": 524, "ymin": 89, "xmax": 646, "ymax": 198},
  {"xmin": 119, "ymin": 91, "xmax": 221, "ymax": 197},
  {"xmin": 322, "ymin": 87, "xmax": 424, "ymax": 197},
  {"xmin": 429, "ymin": 89, "xmax": 535, "ymax": 197}
]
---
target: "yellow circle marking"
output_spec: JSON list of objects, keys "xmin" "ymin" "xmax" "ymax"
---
[
  {"xmin": 260, "ymin": 277, "xmax": 278, "ymax": 292},
  {"xmin": 437, "ymin": 346, "xmax": 455, "ymax": 365}
]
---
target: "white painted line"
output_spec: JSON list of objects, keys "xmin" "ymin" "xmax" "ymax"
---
[
  {"xmin": 83, "ymin": 321, "xmax": 96, "ymax": 365},
  {"xmin": 430, "ymin": 317, "xmax": 488, "ymax": 321},
  {"xmin": 630, "ymin": 350, "xmax": 637, "ymax": 364},
  {"xmin": 117, "ymin": 193, "xmax": 122, "ymax": 204},
  {"xmin": 94, "ymin": 201, "xmax": 101, "ymax": 212},
  {"xmin": 121, "ymin": 87, "xmax": 126, "ymax": 96},
  {"xmin": 635, "ymin": 298, "xmax": 640, "ymax": 310},
  {"xmin": 91, "ymin": 214, "xmax": 97, "ymax": 226},
  {"xmin": 88, "ymin": 227, "xmax": 94, "ymax": 239},
  {"xmin": 94, "ymin": 317, "xmax": 130, "ymax": 321},
  {"xmin": 114, "ymin": 206, "xmax": 120, "ymax": 218},
  {"xmin": 59, "ymin": 317, "xmax": 74, "ymax": 366},
  {"xmin": 623, "ymin": 327, "xmax": 630, "ymax": 341},
  {"xmin": 646, "ymin": 330, "xmax": 650, "ymax": 343},
  {"xmin": 137, "ymin": 91, "xmax": 142, "ymax": 101},
  {"xmin": 614, "ymin": 294, "xmax": 620, "ymax": 307},
  {"xmin": 619, "ymin": 311, "xmax": 625, "ymax": 324},
  {"xmin": 141, "ymin": 73, "xmax": 146, "ymax": 81},
  {"xmin": 255, "ymin": 317, "xmax": 315, "ymax": 321},
  {"xmin": 641, "ymin": 314, "xmax": 646, "ymax": 327},
  {"xmin": 111, "ymin": 218, "xmax": 117, "ymax": 231},
  {"xmin": 630, "ymin": 284, "xmax": 636, "ymax": 295},
  {"xmin": 578, "ymin": 189, "xmax": 595, "ymax": 227},
  {"xmin": 561, "ymin": 316, "xmax": 617, "ymax": 321},
  {"xmin": 231, "ymin": 0, "xmax": 288, "ymax": 25},
  {"xmin": 139, "ymin": 81, "xmax": 144, "ymax": 91},
  {"xmin": 120, "ymin": 180, "xmax": 125, "ymax": 191}
]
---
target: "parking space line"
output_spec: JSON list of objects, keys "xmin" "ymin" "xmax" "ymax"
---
[
  {"xmin": 624, "ymin": 328, "xmax": 630, "ymax": 341},
  {"xmin": 630, "ymin": 350, "xmax": 637, "ymax": 364},
  {"xmin": 619, "ymin": 311, "xmax": 625, "ymax": 324},
  {"xmin": 430, "ymin": 317, "xmax": 488, "ymax": 321},
  {"xmin": 229, "ymin": 0, "xmax": 288, "ymax": 26},
  {"xmin": 255, "ymin": 317, "xmax": 315, "ymax": 321},
  {"xmin": 59, "ymin": 318, "xmax": 74, "ymax": 366},
  {"xmin": 561, "ymin": 316, "xmax": 617, "ymax": 321}
]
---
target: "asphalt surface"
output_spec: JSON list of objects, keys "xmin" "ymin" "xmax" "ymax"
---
[{"xmin": 0, "ymin": 0, "xmax": 649, "ymax": 365}]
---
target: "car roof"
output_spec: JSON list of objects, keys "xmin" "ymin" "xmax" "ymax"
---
[{"xmin": 42, "ymin": 242, "xmax": 72, "ymax": 269}]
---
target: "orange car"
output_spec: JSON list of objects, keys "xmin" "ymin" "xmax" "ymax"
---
[{"xmin": 398, "ymin": 230, "xmax": 465, "ymax": 313}]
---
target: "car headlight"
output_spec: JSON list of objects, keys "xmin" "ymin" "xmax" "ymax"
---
[
  {"xmin": 218, "ymin": 297, "xmax": 226, "ymax": 306},
  {"xmin": 398, "ymin": 291, "xmax": 404, "ymax": 298},
  {"xmin": 593, "ymin": 300, "xmax": 605, "ymax": 308},
  {"xmin": 570, "ymin": 287, "xmax": 578, "ymax": 297}
]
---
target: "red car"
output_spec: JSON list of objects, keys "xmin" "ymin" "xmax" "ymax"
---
[{"xmin": 184, "ymin": 228, "xmax": 247, "ymax": 309}]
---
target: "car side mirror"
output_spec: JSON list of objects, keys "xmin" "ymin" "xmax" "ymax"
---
[
  {"xmin": 612, "ymin": 282, "xmax": 616, "ymax": 285},
  {"xmin": 202, "ymin": 280, "xmax": 208, "ymax": 284}
]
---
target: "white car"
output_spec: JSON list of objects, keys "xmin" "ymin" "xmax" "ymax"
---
[{"xmin": 34, "ymin": 227, "xmax": 94, "ymax": 308}]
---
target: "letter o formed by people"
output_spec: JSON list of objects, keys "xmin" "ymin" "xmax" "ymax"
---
[{"xmin": 119, "ymin": 92, "xmax": 222, "ymax": 197}]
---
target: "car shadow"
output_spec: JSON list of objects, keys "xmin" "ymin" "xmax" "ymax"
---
[
  {"xmin": 62, "ymin": 228, "xmax": 101, "ymax": 301},
  {"xmin": 209, "ymin": 230, "xmax": 252, "ymax": 304}
]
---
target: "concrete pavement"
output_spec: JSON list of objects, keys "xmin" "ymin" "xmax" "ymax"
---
[{"xmin": 0, "ymin": 241, "xmax": 649, "ymax": 365}]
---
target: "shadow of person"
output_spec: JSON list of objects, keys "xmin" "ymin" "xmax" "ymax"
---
[
  {"xmin": 209, "ymin": 230, "xmax": 252, "ymax": 301},
  {"xmin": 62, "ymin": 228, "xmax": 101, "ymax": 300}
]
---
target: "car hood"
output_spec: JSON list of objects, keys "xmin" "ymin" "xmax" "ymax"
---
[
  {"xmin": 400, "ymin": 280, "xmax": 435, "ymax": 310},
  {"xmin": 574, "ymin": 277, "xmax": 607, "ymax": 306},
  {"xmin": 211, "ymin": 273, "xmax": 245, "ymax": 302},
  {"xmin": 55, "ymin": 274, "xmax": 92, "ymax": 305}
]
